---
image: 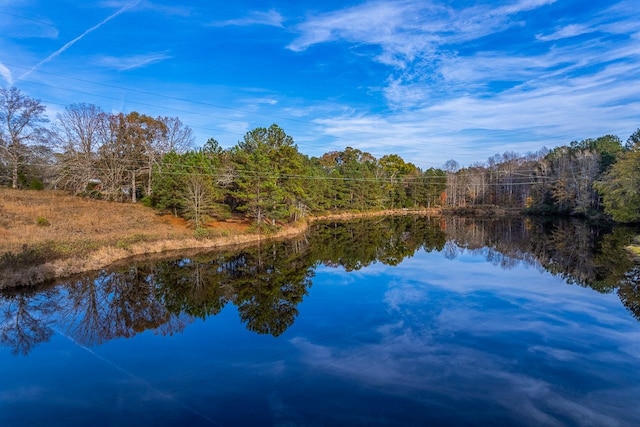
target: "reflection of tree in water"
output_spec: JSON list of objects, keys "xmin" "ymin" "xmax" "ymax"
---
[
  {"xmin": 2, "ymin": 214, "xmax": 640, "ymax": 354},
  {"xmin": 154, "ymin": 242, "xmax": 315, "ymax": 337},
  {"xmin": 61, "ymin": 267, "xmax": 189, "ymax": 346},
  {"xmin": 155, "ymin": 257, "xmax": 231, "ymax": 319},
  {"xmin": 309, "ymin": 216, "xmax": 446, "ymax": 269},
  {"xmin": 442, "ymin": 216, "xmax": 640, "ymax": 320},
  {"xmin": 618, "ymin": 266, "xmax": 640, "ymax": 321},
  {"xmin": 231, "ymin": 243, "xmax": 313, "ymax": 336},
  {"xmin": 0, "ymin": 288, "xmax": 59, "ymax": 355}
]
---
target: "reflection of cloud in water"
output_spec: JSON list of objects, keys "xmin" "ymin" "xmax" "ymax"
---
[
  {"xmin": 528, "ymin": 345, "xmax": 578, "ymax": 361},
  {"xmin": 291, "ymin": 250, "xmax": 640, "ymax": 426},
  {"xmin": 383, "ymin": 281, "xmax": 427, "ymax": 310},
  {"xmin": 0, "ymin": 386, "xmax": 46, "ymax": 403},
  {"xmin": 290, "ymin": 333, "xmax": 632, "ymax": 426}
]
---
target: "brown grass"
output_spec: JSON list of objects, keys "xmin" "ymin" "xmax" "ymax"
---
[
  {"xmin": 0, "ymin": 188, "xmax": 194, "ymax": 255},
  {"xmin": 0, "ymin": 188, "xmax": 262, "ymax": 288}
]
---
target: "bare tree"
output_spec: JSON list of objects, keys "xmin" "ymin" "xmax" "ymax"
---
[
  {"xmin": 52, "ymin": 103, "xmax": 105, "ymax": 194},
  {"xmin": 0, "ymin": 87, "xmax": 48, "ymax": 188},
  {"xmin": 95, "ymin": 112, "xmax": 168, "ymax": 202},
  {"xmin": 96, "ymin": 113, "xmax": 128, "ymax": 201},
  {"xmin": 158, "ymin": 116, "xmax": 194, "ymax": 153},
  {"xmin": 183, "ymin": 174, "xmax": 215, "ymax": 228}
]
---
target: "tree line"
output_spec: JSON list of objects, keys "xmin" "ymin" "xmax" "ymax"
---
[
  {"xmin": 1, "ymin": 86, "xmax": 639, "ymax": 224},
  {"xmin": 441, "ymin": 131, "xmax": 640, "ymax": 222}
]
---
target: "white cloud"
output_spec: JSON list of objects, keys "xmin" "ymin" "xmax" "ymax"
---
[
  {"xmin": 211, "ymin": 10, "xmax": 285, "ymax": 28},
  {"xmin": 99, "ymin": 0, "xmax": 191, "ymax": 16},
  {"xmin": 287, "ymin": 249, "xmax": 640, "ymax": 425},
  {"xmin": 95, "ymin": 53, "xmax": 172, "ymax": 71},
  {"xmin": 283, "ymin": 0, "xmax": 640, "ymax": 166},
  {"xmin": 0, "ymin": 62, "xmax": 13, "ymax": 85},
  {"xmin": 536, "ymin": 24, "xmax": 592, "ymax": 41},
  {"xmin": 287, "ymin": 0, "xmax": 556, "ymax": 61}
]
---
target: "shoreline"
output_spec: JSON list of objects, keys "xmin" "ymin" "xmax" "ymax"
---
[{"xmin": 0, "ymin": 208, "xmax": 442, "ymax": 290}]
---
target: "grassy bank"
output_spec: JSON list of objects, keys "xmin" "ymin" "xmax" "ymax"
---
[
  {"xmin": 0, "ymin": 189, "xmax": 442, "ymax": 288},
  {"xmin": 0, "ymin": 189, "xmax": 300, "ymax": 288}
]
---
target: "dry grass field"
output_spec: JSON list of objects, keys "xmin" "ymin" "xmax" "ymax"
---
[
  {"xmin": 0, "ymin": 188, "xmax": 193, "ymax": 254},
  {"xmin": 0, "ymin": 188, "xmax": 275, "ymax": 288}
]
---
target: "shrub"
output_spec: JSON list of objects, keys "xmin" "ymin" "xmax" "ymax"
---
[
  {"xmin": 36, "ymin": 217, "xmax": 50, "ymax": 227},
  {"xmin": 29, "ymin": 180, "xmax": 44, "ymax": 190},
  {"xmin": 193, "ymin": 227, "xmax": 210, "ymax": 240}
]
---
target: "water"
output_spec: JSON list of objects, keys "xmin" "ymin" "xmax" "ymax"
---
[{"xmin": 1, "ymin": 216, "xmax": 640, "ymax": 426}]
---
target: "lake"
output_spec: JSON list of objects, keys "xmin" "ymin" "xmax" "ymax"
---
[{"xmin": 2, "ymin": 216, "xmax": 640, "ymax": 426}]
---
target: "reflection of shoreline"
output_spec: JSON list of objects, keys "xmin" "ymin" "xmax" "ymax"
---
[
  {"xmin": 2, "ymin": 216, "xmax": 640, "ymax": 355},
  {"xmin": 0, "ymin": 237, "xmax": 318, "ymax": 354},
  {"xmin": 0, "ymin": 208, "xmax": 442, "ymax": 289}
]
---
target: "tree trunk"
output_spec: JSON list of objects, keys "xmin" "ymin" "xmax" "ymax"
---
[
  {"xmin": 131, "ymin": 172, "xmax": 137, "ymax": 203},
  {"xmin": 12, "ymin": 158, "xmax": 18, "ymax": 189}
]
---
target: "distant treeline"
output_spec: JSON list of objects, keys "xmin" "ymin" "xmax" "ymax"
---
[{"xmin": 1, "ymin": 86, "xmax": 639, "ymax": 224}]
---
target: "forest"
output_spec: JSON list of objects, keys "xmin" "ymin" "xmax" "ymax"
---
[{"xmin": 2, "ymin": 86, "xmax": 640, "ymax": 227}]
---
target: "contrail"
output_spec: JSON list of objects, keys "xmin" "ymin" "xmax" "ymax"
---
[
  {"xmin": 18, "ymin": 0, "xmax": 141, "ymax": 81},
  {"xmin": 53, "ymin": 327, "xmax": 222, "ymax": 426}
]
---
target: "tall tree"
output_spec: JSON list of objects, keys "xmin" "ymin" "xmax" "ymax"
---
[
  {"xmin": 594, "ymin": 150, "xmax": 640, "ymax": 222},
  {"xmin": 52, "ymin": 103, "xmax": 105, "ymax": 194},
  {"xmin": 0, "ymin": 87, "xmax": 48, "ymax": 188},
  {"xmin": 96, "ymin": 112, "xmax": 168, "ymax": 202},
  {"xmin": 230, "ymin": 124, "xmax": 306, "ymax": 225},
  {"xmin": 626, "ymin": 128, "xmax": 640, "ymax": 152},
  {"xmin": 157, "ymin": 116, "xmax": 194, "ymax": 153}
]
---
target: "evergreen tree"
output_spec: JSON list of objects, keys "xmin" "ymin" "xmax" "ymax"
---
[{"xmin": 594, "ymin": 150, "xmax": 640, "ymax": 223}]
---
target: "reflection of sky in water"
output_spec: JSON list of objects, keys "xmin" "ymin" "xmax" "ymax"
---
[
  {"xmin": 293, "ymin": 251, "xmax": 640, "ymax": 426},
  {"xmin": 2, "ymin": 247, "xmax": 640, "ymax": 426}
]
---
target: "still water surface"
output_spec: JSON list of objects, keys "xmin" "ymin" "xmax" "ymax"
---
[{"xmin": 2, "ymin": 216, "xmax": 640, "ymax": 426}]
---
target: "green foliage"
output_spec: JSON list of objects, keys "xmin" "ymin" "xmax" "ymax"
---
[
  {"xmin": 229, "ymin": 124, "xmax": 307, "ymax": 225},
  {"xmin": 35, "ymin": 216, "xmax": 50, "ymax": 227},
  {"xmin": 151, "ymin": 148, "xmax": 226, "ymax": 227},
  {"xmin": 193, "ymin": 227, "xmax": 210, "ymax": 240},
  {"xmin": 594, "ymin": 151, "xmax": 640, "ymax": 223},
  {"xmin": 145, "ymin": 124, "xmax": 451, "ymax": 225},
  {"xmin": 140, "ymin": 195, "xmax": 153, "ymax": 207},
  {"xmin": 29, "ymin": 179, "xmax": 44, "ymax": 190},
  {"xmin": 247, "ymin": 221, "xmax": 280, "ymax": 235}
]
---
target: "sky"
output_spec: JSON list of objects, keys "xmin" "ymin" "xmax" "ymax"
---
[{"xmin": 1, "ymin": 0, "xmax": 639, "ymax": 169}]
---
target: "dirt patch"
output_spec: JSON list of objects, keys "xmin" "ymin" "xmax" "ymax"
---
[{"xmin": 207, "ymin": 217, "xmax": 251, "ymax": 233}]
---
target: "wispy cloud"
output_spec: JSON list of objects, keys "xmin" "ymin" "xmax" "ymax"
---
[
  {"xmin": 287, "ymin": 0, "xmax": 556, "ymax": 62},
  {"xmin": 0, "ymin": 11, "xmax": 59, "ymax": 39},
  {"xmin": 18, "ymin": 0, "xmax": 141, "ymax": 81},
  {"xmin": 536, "ymin": 24, "xmax": 592, "ymax": 41},
  {"xmin": 282, "ymin": 0, "xmax": 640, "ymax": 166},
  {"xmin": 0, "ymin": 62, "xmax": 13, "ymax": 85},
  {"xmin": 99, "ymin": 0, "xmax": 192, "ymax": 17},
  {"xmin": 211, "ymin": 10, "xmax": 284, "ymax": 28},
  {"xmin": 95, "ymin": 52, "xmax": 172, "ymax": 71}
]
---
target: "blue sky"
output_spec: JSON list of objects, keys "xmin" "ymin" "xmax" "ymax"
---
[{"xmin": 1, "ymin": 0, "xmax": 639, "ymax": 168}]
